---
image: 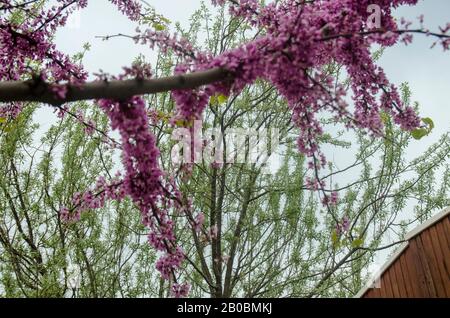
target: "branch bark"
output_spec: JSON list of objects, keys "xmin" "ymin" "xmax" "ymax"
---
[{"xmin": 0, "ymin": 68, "xmax": 231, "ymax": 106}]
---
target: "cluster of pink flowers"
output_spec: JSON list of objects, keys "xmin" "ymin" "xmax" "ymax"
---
[
  {"xmin": 109, "ymin": 0, "xmax": 141, "ymax": 21},
  {"xmin": 322, "ymin": 191, "xmax": 339, "ymax": 207},
  {"xmin": 59, "ymin": 206, "xmax": 77, "ymax": 223},
  {"xmin": 305, "ymin": 177, "xmax": 325, "ymax": 191},
  {"xmin": 171, "ymin": 282, "xmax": 191, "ymax": 298},
  {"xmin": 59, "ymin": 174, "xmax": 126, "ymax": 222},
  {"xmin": 0, "ymin": 0, "xmax": 88, "ymax": 83},
  {"xmin": 0, "ymin": 0, "xmax": 142, "ymax": 109},
  {"xmin": 134, "ymin": 28, "xmax": 205, "ymax": 60},
  {"xmin": 156, "ymin": 246, "xmax": 185, "ymax": 280},
  {"xmin": 171, "ymin": 86, "xmax": 211, "ymax": 122},
  {"xmin": 0, "ymin": 0, "xmax": 89, "ymax": 117},
  {"xmin": 194, "ymin": 212, "xmax": 205, "ymax": 233},
  {"xmin": 0, "ymin": 102, "xmax": 22, "ymax": 120},
  {"xmin": 148, "ymin": 219, "xmax": 176, "ymax": 251},
  {"xmin": 336, "ymin": 216, "xmax": 351, "ymax": 237},
  {"xmin": 97, "ymin": 95, "xmax": 187, "ymax": 288}
]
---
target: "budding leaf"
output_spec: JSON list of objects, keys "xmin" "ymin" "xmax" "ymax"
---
[
  {"xmin": 175, "ymin": 119, "xmax": 193, "ymax": 128},
  {"xmin": 210, "ymin": 94, "xmax": 228, "ymax": 106},
  {"xmin": 411, "ymin": 128, "xmax": 428, "ymax": 140},
  {"xmin": 153, "ymin": 23, "xmax": 166, "ymax": 31},
  {"xmin": 161, "ymin": 17, "xmax": 171, "ymax": 24},
  {"xmin": 380, "ymin": 112, "xmax": 390, "ymax": 124},
  {"xmin": 217, "ymin": 94, "xmax": 228, "ymax": 104},
  {"xmin": 351, "ymin": 238, "xmax": 364, "ymax": 248},
  {"xmin": 331, "ymin": 230, "xmax": 340, "ymax": 248},
  {"xmin": 422, "ymin": 117, "xmax": 434, "ymax": 131},
  {"xmin": 175, "ymin": 120, "xmax": 185, "ymax": 127},
  {"xmin": 412, "ymin": 117, "xmax": 435, "ymax": 140}
]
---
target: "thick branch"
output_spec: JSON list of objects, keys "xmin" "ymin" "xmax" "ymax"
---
[{"xmin": 0, "ymin": 68, "xmax": 231, "ymax": 106}]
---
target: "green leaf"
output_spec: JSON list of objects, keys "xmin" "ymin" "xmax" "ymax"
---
[
  {"xmin": 412, "ymin": 117, "xmax": 435, "ymax": 140},
  {"xmin": 380, "ymin": 112, "xmax": 390, "ymax": 124},
  {"xmin": 217, "ymin": 94, "xmax": 228, "ymax": 105},
  {"xmin": 351, "ymin": 238, "xmax": 364, "ymax": 248},
  {"xmin": 411, "ymin": 128, "xmax": 428, "ymax": 140},
  {"xmin": 175, "ymin": 119, "xmax": 193, "ymax": 127},
  {"xmin": 331, "ymin": 230, "xmax": 340, "ymax": 248},
  {"xmin": 422, "ymin": 117, "xmax": 434, "ymax": 132},
  {"xmin": 161, "ymin": 17, "xmax": 171, "ymax": 24},
  {"xmin": 175, "ymin": 119, "xmax": 185, "ymax": 127},
  {"xmin": 210, "ymin": 94, "xmax": 228, "ymax": 106},
  {"xmin": 153, "ymin": 23, "xmax": 166, "ymax": 31},
  {"xmin": 0, "ymin": 117, "xmax": 6, "ymax": 124}
]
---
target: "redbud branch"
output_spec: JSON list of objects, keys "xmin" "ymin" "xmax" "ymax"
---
[{"xmin": 0, "ymin": 68, "xmax": 231, "ymax": 106}]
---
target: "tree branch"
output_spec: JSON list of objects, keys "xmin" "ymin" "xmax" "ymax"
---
[{"xmin": 0, "ymin": 67, "xmax": 231, "ymax": 106}]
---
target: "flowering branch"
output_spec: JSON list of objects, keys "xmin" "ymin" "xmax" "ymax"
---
[{"xmin": 0, "ymin": 68, "xmax": 231, "ymax": 106}]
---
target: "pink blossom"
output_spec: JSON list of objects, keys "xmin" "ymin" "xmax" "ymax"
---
[
  {"xmin": 208, "ymin": 225, "xmax": 218, "ymax": 240},
  {"xmin": 171, "ymin": 283, "xmax": 190, "ymax": 298},
  {"xmin": 194, "ymin": 212, "xmax": 205, "ymax": 233}
]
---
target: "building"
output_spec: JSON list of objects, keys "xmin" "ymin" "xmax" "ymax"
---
[{"xmin": 356, "ymin": 207, "xmax": 450, "ymax": 298}]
